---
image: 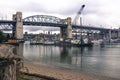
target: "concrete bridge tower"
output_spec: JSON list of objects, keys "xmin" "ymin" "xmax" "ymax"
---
[
  {"xmin": 12, "ymin": 12, "xmax": 23, "ymax": 40},
  {"xmin": 66, "ymin": 17, "xmax": 72, "ymax": 39},
  {"xmin": 60, "ymin": 17, "xmax": 72, "ymax": 40}
]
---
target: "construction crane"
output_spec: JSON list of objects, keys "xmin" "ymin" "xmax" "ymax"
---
[
  {"xmin": 73, "ymin": 4, "xmax": 85, "ymax": 39},
  {"xmin": 73, "ymin": 4, "xmax": 85, "ymax": 25}
]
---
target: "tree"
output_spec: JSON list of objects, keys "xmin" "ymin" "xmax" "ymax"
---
[{"xmin": 0, "ymin": 30, "xmax": 6, "ymax": 43}]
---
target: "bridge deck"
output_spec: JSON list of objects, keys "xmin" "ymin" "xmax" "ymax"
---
[{"xmin": 0, "ymin": 20, "xmax": 119, "ymax": 32}]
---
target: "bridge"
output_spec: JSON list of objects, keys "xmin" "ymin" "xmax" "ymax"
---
[{"xmin": 0, "ymin": 12, "xmax": 120, "ymax": 40}]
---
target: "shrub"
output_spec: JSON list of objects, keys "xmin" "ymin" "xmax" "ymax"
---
[{"xmin": 0, "ymin": 31, "xmax": 6, "ymax": 43}]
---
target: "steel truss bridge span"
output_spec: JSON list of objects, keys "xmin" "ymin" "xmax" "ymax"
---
[
  {"xmin": 23, "ymin": 15, "xmax": 66, "ymax": 25},
  {"xmin": 0, "ymin": 15, "xmax": 67, "ymax": 30},
  {"xmin": 0, "ymin": 20, "xmax": 15, "ymax": 31},
  {"xmin": 0, "ymin": 15, "xmax": 119, "ymax": 33}
]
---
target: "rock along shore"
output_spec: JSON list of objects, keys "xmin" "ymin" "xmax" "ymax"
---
[{"xmin": 0, "ymin": 44, "xmax": 24, "ymax": 80}]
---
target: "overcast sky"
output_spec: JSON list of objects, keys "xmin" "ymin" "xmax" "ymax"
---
[{"xmin": 0, "ymin": 0, "xmax": 120, "ymax": 33}]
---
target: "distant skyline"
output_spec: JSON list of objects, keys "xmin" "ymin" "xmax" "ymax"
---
[{"xmin": 0, "ymin": 0, "xmax": 120, "ymax": 33}]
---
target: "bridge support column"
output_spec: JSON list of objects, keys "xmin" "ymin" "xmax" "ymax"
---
[
  {"xmin": 12, "ymin": 12, "xmax": 23, "ymax": 40},
  {"xmin": 60, "ymin": 27, "xmax": 66, "ymax": 40},
  {"xmin": 91, "ymin": 32, "xmax": 94, "ymax": 40},
  {"xmin": 115, "ymin": 31, "xmax": 118, "ymax": 38},
  {"xmin": 94, "ymin": 33, "xmax": 99, "ymax": 40},
  {"xmin": 118, "ymin": 30, "xmax": 120, "ymax": 39},
  {"xmin": 108, "ymin": 30, "xmax": 112, "ymax": 42},
  {"xmin": 60, "ymin": 17, "xmax": 72, "ymax": 41},
  {"xmin": 105, "ymin": 32, "xmax": 109, "ymax": 39},
  {"xmin": 99, "ymin": 32, "xmax": 104, "ymax": 39},
  {"xmin": 97, "ymin": 33, "xmax": 100, "ymax": 39},
  {"xmin": 66, "ymin": 17, "xmax": 72, "ymax": 39},
  {"xmin": 111, "ymin": 31, "xmax": 114, "ymax": 39}
]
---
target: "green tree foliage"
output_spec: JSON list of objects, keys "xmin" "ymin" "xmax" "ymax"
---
[{"xmin": 0, "ymin": 30, "xmax": 6, "ymax": 43}]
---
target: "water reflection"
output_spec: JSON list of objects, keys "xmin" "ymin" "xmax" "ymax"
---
[
  {"xmin": 60, "ymin": 47, "xmax": 72, "ymax": 64},
  {"xmin": 14, "ymin": 43, "xmax": 24, "ymax": 57},
  {"xmin": 15, "ymin": 42, "xmax": 120, "ymax": 79}
]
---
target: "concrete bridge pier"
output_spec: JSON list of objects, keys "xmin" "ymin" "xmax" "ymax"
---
[
  {"xmin": 91, "ymin": 32, "xmax": 94, "ymax": 40},
  {"xmin": 60, "ymin": 17, "xmax": 72, "ymax": 40},
  {"xmin": 108, "ymin": 30, "xmax": 112, "ymax": 42},
  {"xmin": 94, "ymin": 33, "xmax": 100, "ymax": 40},
  {"xmin": 99, "ymin": 32, "xmax": 104, "ymax": 39},
  {"xmin": 60, "ymin": 27, "xmax": 67, "ymax": 40},
  {"xmin": 98, "ymin": 33, "xmax": 100, "ymax": 39},
  {"xmin": 111, "ymin": 31, "xmax": 117, "ymax": 39},
  {"xmin": 116, "ymin": 32, "xmax": 119, "ymax": 38},
  {"xmin": 116, "ymin": 31, "xmax": 119, "ymax": 39},
  {"xmin": 91, "ymin": 32, "xmax": 101, "ymax": 40},
  {"xmin": 66, "ymin": 17, "xmax": 72, "ymax": 39},
  {"xmin": 111, "ymin": 31, "xmax": 114, "ymax": 39},
  {"xmin": 104, "ymin": 32, "xmax": 109, "ymax": 39},
  {"xmin": 118, "ymin": 30, "xmax": 120, "ymax": 39},
  {"xmin": 12, "ymin": 12, "xmax": 23, "ymax": 41}
]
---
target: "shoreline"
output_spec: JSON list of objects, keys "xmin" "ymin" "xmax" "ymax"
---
[
  {"xmin": 21, "ymin": 61, "xmax": 120, "ymax": 80},
  {"xmin": 1, "ymin": 44, "xmax": 119, "ymax": 80}
]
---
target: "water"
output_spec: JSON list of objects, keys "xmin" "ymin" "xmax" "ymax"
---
[{"xmin": 19, "ymin": 42, "xmax": 120, "ymax": 79}]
